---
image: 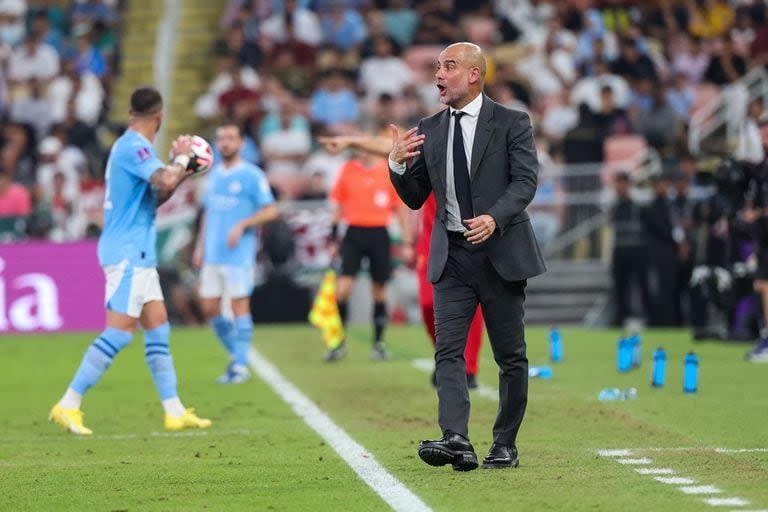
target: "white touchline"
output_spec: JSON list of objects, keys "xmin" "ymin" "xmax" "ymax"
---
[
  {"xmin": 655, "ymin": 477, "xmax": 696, "ymax": 485},
  {"xmin": 411, "ymin": 359, "xmax": 497, "ymax": 401},
  {"xmin": 250, "ymin": 349, "xmax": 432, "ymax": 512},
  {"xmin": 704, "ymin": 498, "xmax": 751, "ymax": 507},
  {"xmin": 616, "ymin": 458, "xmax": 652, "ymax": 465},
  {"xmin": 679, "ymin": 486, "xmax": 722, "ymax": 495},
  {"xmin": 635, "ymin": 468, "xmax": 675, "ymax": 475}
]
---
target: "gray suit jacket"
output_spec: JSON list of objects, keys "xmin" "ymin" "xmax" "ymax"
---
[{"xmin": 390, "ymin": 94, "xmax": 546, "ymax": 283}]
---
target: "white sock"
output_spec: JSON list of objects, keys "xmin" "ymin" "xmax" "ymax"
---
[
  {"xmin": 60, "ymin": 388, "xmax": 82, "ymax": 409},
  {"xmin": 162, "ymin": 397, "xmax": 186, "ymax": 418}
]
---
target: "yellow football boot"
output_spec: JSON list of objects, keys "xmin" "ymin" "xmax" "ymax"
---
[
  {"xmin": 49, "ymin": 403, "xmax": 93, "ymax": 435},
  {"xmin": 164, "ymin": 408, "xmax": 212, "ymax": 431}
]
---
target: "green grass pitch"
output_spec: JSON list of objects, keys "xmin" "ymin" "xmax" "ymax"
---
[{"xmin": 1, "ymin": 325, "xmax": 767, "ymax": 511}]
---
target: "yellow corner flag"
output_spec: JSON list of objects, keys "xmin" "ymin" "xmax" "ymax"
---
[{"xmin": 309, "ymin": 270, "xmax": 345, "ymax": 349}]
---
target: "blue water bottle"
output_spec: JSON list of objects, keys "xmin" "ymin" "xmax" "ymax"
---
[
  {"xmin": 651, "ymin": 347, "xmax": 666, "ymax": 387},
  {"xmin": 629, "ymin": 333, "xmax": 642, "ymax": 368},
  {"xmin": 617, "ymin": 337, "xmax": 632, "ymax": 372},
  {"xmin": 549, "ymin": 327, "xmax": 563, "ymax": 363},
  {"xmin": 683, "ymin": 351, "xmax": 699, "ymax": 393}
]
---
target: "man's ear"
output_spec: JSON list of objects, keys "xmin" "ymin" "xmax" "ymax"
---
[{"xmin": 469, "ymin": 67, "xmax": 481, "ymax": 85}]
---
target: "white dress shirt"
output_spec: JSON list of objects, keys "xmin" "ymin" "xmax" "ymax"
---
[{"xmin": 390, "ymin": 93, "xmax": 483, "ymax": 232}]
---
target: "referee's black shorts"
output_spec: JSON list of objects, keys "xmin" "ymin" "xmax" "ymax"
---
[{"xmin": 340, "ymin": 226, "xmax": 391, "ymax": 283}]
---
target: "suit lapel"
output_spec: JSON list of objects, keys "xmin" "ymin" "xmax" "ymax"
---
[
  {"xmin": 470, "ymin": 95, "xmax": 495, "ymax": 183},
  {"xmin": 432, "ymin": 108, "xmax": 450, "ymax": 190}
]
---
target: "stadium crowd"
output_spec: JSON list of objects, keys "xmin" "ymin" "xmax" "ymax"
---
[{"xmin": 2, "ymin": 0, "xmax": 768, "ymax": 341}]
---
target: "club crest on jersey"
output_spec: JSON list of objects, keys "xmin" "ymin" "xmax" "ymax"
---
[
  {"xmin": 229, "ymin": 181, "xmax": 242, "ymax": 194},
  {"xmin": 136, "ymin": 147, "xmax": 151, "ymax": 161}
]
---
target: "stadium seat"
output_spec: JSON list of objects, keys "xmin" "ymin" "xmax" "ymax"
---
[
  {"xmin": 403, "ymin": 45, "xmax": 443, "ymax": 72},
  {"xmin": 691, "ymin": 83, "xmax": 720, "ymax": 120},
  {"xmin": 601, "ymin": 135, "xmax": 648, "ymax": 186}
]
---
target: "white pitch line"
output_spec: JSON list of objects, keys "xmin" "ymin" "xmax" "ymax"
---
[
  {"xmin": 715, "ymin": 448, "xmax": 768, "ymax": 454},
  {"xmin": 616, "ymin": 458, "xmax": 652, "ymax": 465},
  {"xmin": 411, "ymin": 359, "xmax": 497, "ymax": 401},
  {"xmin": 598, "ymin": 449, "xmax": 634, "ymax": 457},
  {"xmin": 635, "ymin": 468, "xmax": 676, "ymax": 475},
  {"xmin": 655, "ymin": 477, "xmax": 695, "ymax": 485},
  {"xmin": 679, "ymin": 485, "xmax": 722, "ymax": 495},
  {"xmin": 250, "ymin": 349, "xmax": 431, "ymax": 512},
  {"xmin": 704, "ymin": 498, "xmax": 751, "ymax": 507}
]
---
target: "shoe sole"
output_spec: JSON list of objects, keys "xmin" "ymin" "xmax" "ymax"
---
[
  {"xmin": 418, "ymin": 446, "xmax": 478, "ymax": 471},
  {"xmin": 481, "ymin": 459, "xmax": 520, "ymax": 469}
]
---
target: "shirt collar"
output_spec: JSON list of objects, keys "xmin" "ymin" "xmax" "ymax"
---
[{"xmin": 450, "ymin": 93, "xmax": 483, "ymax": 118}]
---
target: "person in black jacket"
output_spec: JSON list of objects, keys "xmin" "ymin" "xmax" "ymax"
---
[{"xmin": 642, "ymin": 174, "xmax": 682, "ymax": 326}]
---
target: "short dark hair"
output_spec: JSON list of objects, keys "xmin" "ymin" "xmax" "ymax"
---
[
  {"xmin": 130, "ymin": 87, "xmax": 163, "ymax": 116},
  {"xmin": 218, "ymin": 119, "xmax": 243, "ymax": 136}
]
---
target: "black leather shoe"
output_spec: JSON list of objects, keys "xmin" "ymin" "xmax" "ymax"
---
[
  {"xmin": 466, "ymin": 373, "xmax": 478, "ymax": 389},
  {"xmin": 481, "ymin": 444, "xmax": 519, "ymax": 469},
  {"xmin": 418, "ymin": 432, "xmax": 478, "ymax": 471}
]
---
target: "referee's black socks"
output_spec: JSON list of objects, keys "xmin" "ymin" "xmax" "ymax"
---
[{"xmin": 373, "ymin": 302, "xmax": 387, "ymax": 343}]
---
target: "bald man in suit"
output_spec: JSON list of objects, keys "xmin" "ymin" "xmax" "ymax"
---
[{"xmin": 389, "ymin": 42, "xmax": 545, "ymax": 471}]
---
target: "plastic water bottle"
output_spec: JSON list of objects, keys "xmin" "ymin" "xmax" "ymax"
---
[
  {"xmin": 629, "ymin": 332, "xmax": 642, "ymax": 368},
  {"xmin": 549, "ymin": 327, "xmax": 563, "ymax": 363},
  {"xmin": 617, "ymin": 337, "xmax": 632, "ymax": 372},
  {"xmin": 598, "ymin": 387, "xmax": 638, "ymax": 401},
  {"xmin": 683, "ymin": 351, "xmax": 699, "ymax": 393},
  {"xmin": 651, "ymin": 347, "xmax": 667, "ymax": 387},
  {"xmin": 529, "ymin": 366, "xmax": 553, "ymax": 379}
]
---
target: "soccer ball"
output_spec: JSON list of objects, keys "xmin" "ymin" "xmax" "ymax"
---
[{"xmin": 187, "ymin": 135, "xmax": 214, "ymax": 174}]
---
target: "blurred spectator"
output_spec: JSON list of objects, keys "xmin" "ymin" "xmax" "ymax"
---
[
  {"xmin": 302, "ymin": 127, "xmax": 349, "ymax": 190},
  {"xmin": 687, "ymin": 0, "xmax": 734, "ymax": 39},
  {"xmin": 571, "ymin": 58, "xmax": 629, "ymax": 112},
  {"xmin": 672, "ymin": 172, "xmax": 695, "ymax": 325},
  {"xmin": 703, "ymin": 35, "xmax": 747, "ymax": 86},
  {"xmin": 634, "ymin": 83, "xmax": 678, "ymax": 155},
  {"xmin": 35, "ymin": 135, "xmax": 82, "ymax": 205},
  {"xmin": 8, "ymin": 32, "xmax": 60, "ymax": 84},
  {"xmin": 0, "ymin": 0, "xmax": 26, "ymax": 48},
  {"xmin": 730, "ymin": 7, "xmax": 755, "ymax": 57},
  {"xmin": 735, "ymin": 98, "xmax": 765, "ymax": 166},
  {"xmin": 666, "ymin": 71, "xmax": 695, "ymax": 123},
  {"xmin": 261, "ymin": 100, "xmax": 311, "ymax": 198},
  {"xmin": 214, "ymin": 21, "xmax": 262, "ymax": 70},
  {"xmin": 309, "ymin": 70, "xmax": 359, "ymax": 129},
  {"xmin": 0, "ymin": 171, "xmax": 31, "ymax": 217},
  {"xmin": 610, "ymin": 37, "xmax": 657, "ymax": 81},
  {"xmin": 359, "ymin": 36, "xmax": 412, "ymax": 103},
  {"xmin": 72, "ymin": 23, "xmax": 108, "ymax": 79},
  {"xmin": 671, "ymin": 35, "xmax": 710, "ymax": 85},
  {"xmin": 320, "ymin": 0, "xmax": 367, "ymax": 51},
  {"xmin": 261, "ymin": 0, "xmax": 323, "ymax": 47},
  {"xmin": 3, "ymin": 121, "xmax": 36, "ymax": 187},
  {"xmin": 516, "ymin": 14, "xmax": 577, "ymax": 96},
  {"xmin": 382, "ymin": 0, "xmax": 418, "ymax": 48},
  {"xmin": 10, "ymin": 78, "xmax": 51, "ymax": 139},
  {"xmin": 29, "ymin": 8, "xmax": 63, "ymax": 53},
  {"xmin": 195, "ymin": 53, "xmax": 261, "ymax": 122},
  {"xmin": 71, "ymin": 0, "xmax": 117, "ymax": 26},
  {"xmin": 541, "ymin": 86, "xmax": 577, "ymax": 141},
  {"xmin": 412, "ymin": 0, "xmax": 458, "ymax": 45},
  {"xmin": 595, "ymin": 84, "xmax": 632, "ymax": 137},
  {"xmin": 47, "ymin": 57, "xmax": 104, "ymax": 126}
]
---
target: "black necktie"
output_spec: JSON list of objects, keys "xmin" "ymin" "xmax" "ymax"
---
[{"xmin": 452, "ymin": 111, "xmax": 473, "ymax": 224}]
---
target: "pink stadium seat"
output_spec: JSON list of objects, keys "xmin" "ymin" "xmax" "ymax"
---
[
  {"xmin": 691, "ymin": 84, "xmax": 720, "ymax": 120},
  {"xmin": 601, "ymin": 135, "xmax": 648, "ymax": 186},
  {"xmin": 403, "ymin": 45, "xmax": 443, "ymax": 72},
  {"xmin": 463, "ymin": 17, "xmax": 498, "ymax": 46}
]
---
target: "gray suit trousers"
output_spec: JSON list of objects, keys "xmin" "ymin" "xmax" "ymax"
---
[{"xmin": 433, "ymin": 233, "xmax": 528, "ymax": 446}]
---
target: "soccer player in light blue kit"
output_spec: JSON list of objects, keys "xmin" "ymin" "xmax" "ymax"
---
[
  {"xmin": 49, "ymin": 87, "xmax": 211, "ymax": 434},
  {"xmin": 194, "ymin": 121, "xmax": 278, "ymax": 383}
]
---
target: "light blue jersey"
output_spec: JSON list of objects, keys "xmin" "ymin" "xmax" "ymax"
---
[
  {"xmin": 203, "ymin": 161, "xmax": 275, "ymax": 265},
  {"xmin": 98, "ymin": 129, "xmax": 165, "ymax": 267}
]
